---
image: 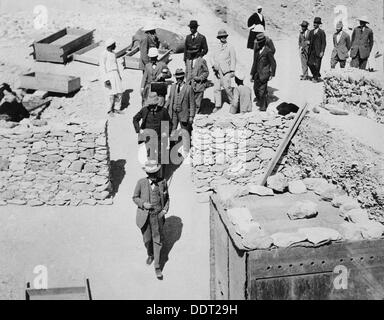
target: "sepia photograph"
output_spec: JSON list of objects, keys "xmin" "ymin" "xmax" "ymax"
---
[{"xmin": 0, "ymin": 0, "xmax": 383, "ymax": 307}]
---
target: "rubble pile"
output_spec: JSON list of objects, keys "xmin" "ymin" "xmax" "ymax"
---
[
  {"xmin": 191, "ymin": 113, "xmax": 292, "ymax": 197},
  {"xmin": 323, "ymin": 69, "xmax": 384, "ymax": 123},
  {"xmin": 0, "ymin": 119, "xmax": 113, "ymax": 206}
]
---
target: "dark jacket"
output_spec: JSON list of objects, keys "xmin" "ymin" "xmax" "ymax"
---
[
  {"xmin": 184, "ymin": 33, "xmax": 208, "ymax": 61},
  {"xmin": 247, "ymin": 12, "xmax": 266, "ymax": 49},
  {"xmin": 133, "ymin": 106, "xmax": 172, "ymax": 134},
  {"xmin": 308, "ymin": 28, "xmax": 327, "ymax": 59},
  {"xmin": 133, "ymin": 178, "xmax": 170, "ymax": 229},
  {"xmin": 332, "ymin": 30, "xmax": 351, "ymax": 60},
  {"xmin": 141, "ymin": 61, "xmax": 172, "ymax": 90},
  {"xmin": 185, "ymin": 56, "xmax": 209, "ymax": 92},
  {"xmin": 251, "ymin": 46, "xmax": 277, "ymax": 83},
  {"xmin": 139, "ymin": 33, "xmax": 160, "ymax": 71},
  {"xmin": 165, "ymin": 82, "xmax": 196, "ymax": 123},
  {"xmin": 254, "ymin": 36, "xmax": 276, "ymax": 55},
  {"xmin": 350, "ymin": 26, "xmax": 374, "ymax": 60}
]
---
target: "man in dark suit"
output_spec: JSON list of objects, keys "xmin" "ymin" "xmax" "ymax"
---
[
  {"xmin": 250, "ymin": 33, "xmax": 276, "ymax": 112},
  {"xmin": 253, "ymin": 25, "xmax": 276, "ymax": 55},
  {"xmin": 165, "ymin": 69, "xmax": 195, "ymax": 155},
  {"xmin": 133, "ymin": 160, "xmax": 170, "ymax": 280},
  {"xmin": 133, "ymin": 92, "xmax": 172, "ymax": 164},
  {"xmin": 298, "ymin": 20, "xmax": 310, "ymax": 80},
  {"xmin": 247, "ymin": 5, "xmax": 266, "ymax": 49},
  {"xmin": 308, "ymin": 17, "xmax": 327, "ymax": 82},
  {"xmin": 331, "ymin": 21, "xmax": 351, "ymax": 69},
  {"xmin": 350, "ymin": 16, "xmax": 374, "ymax": 70},
  {"xmin": 184, "ymin": 20, "xmax": 208, "ymax": 62}
]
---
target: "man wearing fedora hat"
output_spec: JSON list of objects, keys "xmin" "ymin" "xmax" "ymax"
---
[
  {"xmin": 298, "ymin": 20, "xmax": 310, "ymax": 80},
  {"xmin": 185, "ymin": 45, "xmax": 209, "ymax": 113},
  {"xmin": 350, "ymin": 16, "xmax": 374, "ymax": 70},
  {"xmin": 253, "ymin": 25, "xmax": 276, "ymax": 55},
  {"xmin": 250, "ymin": 32, "xmax": 276, "ymax": 112},
  {"xmin": 133, "ymin": 92, "xmax": 172, "ymax": 164},
  {"xmin": 139, "ymin": 24, "xmax": 160, "ymax": 72},
  {"xmin": 133, "ymin": 159, "xmax": 170, "ymax": 280},
  {"xmin": 308, "ymin": 17, "xmax": 327, "ymax": 82},
  {"xmin": 99, "ymin": 38, "xmax": 124, "ymax": 116},
  {"xmin": 331, "ymin": 21, "xmax": 351, "ymax": 69},
  {"xmin": 211, "ymin": 29, "xmax": 237, "ymax": 112},
  {"xmin": 141, "ymin": 48, "xmax": 172, "ymax": 106},
  {"xmin": 247, "ymin": 5, "xmax": 266, "ymax": 50},
  {"xmin": 184, "ymin": 20, "xmax": 208, "ymax": 63}
]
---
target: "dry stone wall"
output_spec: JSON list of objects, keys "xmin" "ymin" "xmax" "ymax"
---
[
  {"xmin": 191, "ymin": 113, "xmax": 292, "ymax": 196},
  {"xmin": 0, "ymin": 119, "xmax": 112, "ymax": 206}
]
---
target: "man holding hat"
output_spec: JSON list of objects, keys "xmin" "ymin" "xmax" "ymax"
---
[
  {"xmin": 230, "ymin": 70, "xmax": 253, "ymax": 114},
  {"xmin": 99, "ymin": 38, "xmax": 124, "ymax": 116},
  {"xmin": 211, "ymin": 29, "xmax": 237, "ymax": 113},
  {"xmin": 133, "ymin": 159, "xmax": 170, "ymax": 280},
  {"xmin": 139, "ymin": 24, "xmax": 160, "ymax": 72},
  {"xmin": 350, "ymin": 16, "xmax": 374, "ymax": 70},
  {"xmin": 247, "ymin": 5, "xmax": 266, "ymax": 50},
  {"xmin": 141, "ymin": 48, "xmax": 172, "ymax": 105},
  {"xmin": 298, "ymin": 20, "xmax": 310, "ymax": 80},
  {"xmin": 185, "ymin": 45, "xmax": 209, "ymax": 113},
  {"xmin": 250, "ymin": 32, "xmax": 276, "ymax": 112},
  {"xmin": 331, "ymin": 21, "xmax": 351, "ymax": 69},
  {"xmin": 133, "ymin": 92, "xmax": 172, "ymax": 164},
  {"xmin": 184, "ymin": 20, "xmax": 208, "ymax": 62},
  {"xmin": 308, "ymin": 17, "xmax": 327, "ymax": 82}
]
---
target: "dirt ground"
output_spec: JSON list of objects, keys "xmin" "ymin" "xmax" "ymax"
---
[{"xmin": 0, "ymin": 0, "xmax": 383, "ymax": 300}]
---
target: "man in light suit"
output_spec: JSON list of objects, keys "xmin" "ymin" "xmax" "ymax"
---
[
  {"xmin": 350, "ymin": 16, "xmax": 374, "ymax": 70},
  {"xmin": 298, "ymin": 20, "xmax": 310, "ymax": 80},
  {"xmin": 133, "ymin": 160, "xmax": 170, "ymax": 280},
  {"xmin": 308, "ymin": 17, "xmax": 327, "ymax": 82},
  {"xmin": 251, "ymin": 33, "xmax": 276, "ymax": 112},
  {"xmin": 331, "ymin": 21, "xmax": 351, "ymax": 69}
]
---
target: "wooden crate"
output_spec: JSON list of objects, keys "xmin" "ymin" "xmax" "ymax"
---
[
  {"xmin": 123, "ymin": 49, "xmax": 172, "ymax": 70},
  {"xmin": 32, "ymin": 28, "xmax": 95, "ymax": 64},
  {"xmin": 19, "ymin": 72, "xmax": 81, "ymax": 94}
]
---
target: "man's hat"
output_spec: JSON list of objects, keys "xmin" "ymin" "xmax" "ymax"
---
[
  {"xmin": 105, "ymin": 38, "xmax": 116, "ymax": 48},
  {"xmin": 188, "ymin": 20, "xmax": 199, "ymax": 28},
  {"xmin": 314, "ymin": 17, "xmax": 322, "ymax": 24},
  {"xmin": 300, "ymin": 20, "xmax": 309, "ymax": 27},
  {"xmin": 143, "ymin": 160, "xmax": 161, "ymax": 174},
  {"xmin": 252, "ymin": 24, "xmax": 265, "ymax": 33},
  {"xmin": 145, "ymin": 92, "xmax": 160, "ymax": 107},
  {"xmin": 148, "ymin": 47, "xmax": 159, "ymax": 58},
  {"xmin": 336, "ymin": 21, "xmax": 343, "ymax": 29},
  {"xmin": 358, "ymin": 16, "xmax": 369, "ymax": 23},
  {"xmin": 174, "ymin": 68, "xmax": 185, "ymax": 78},
  {"xmin": 257, "ymin": 5, "xmax": 263, "ymax": 10},
  {"xmin": 217, "ymin": 29, "xmax": 229, "ymax": 39},
  {"xmin": 255, "ymin": 33, "xmax": 266, "ymax": 43},
  {"xmin": 143, "ymin": 23, "xmax": 156, "ymax": 32}
]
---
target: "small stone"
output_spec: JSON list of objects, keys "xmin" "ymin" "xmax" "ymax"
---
[
  {"xmin": 83, "ymin": 163, "xmax": 98, "ymax": 173},
  {"xmin": 248, "ymin": 185, "xmax": 274, "ymax": 196},
  {"xmin": 0, "ymin": 200, "xmax": 7, "ymax": 206},
  {"xmin": 98, "ymin": 198, "xmax": 113, "ymax": 205},
  {"xmin": 303, "ymin": 178, "xmax": 328, "ymax": 191},
  {"xmin": 287, "ymin": 201, "xmax": 318, "ymax": 220},
  {"xmin": 267, "ymin": 173, "xmax": 288, "ymax": 193},
  {"xmin": 28, "ymin": 200, "xmax": 44, "ymax": 207},
  {"xmin": 332, "ymin": 195, "xmax": 356, "ymax": 208},
  {"xmin": 68, "ymin": 161, "xmax": 84, "ymax": 172},
  {"xmin": 288, "ymin": 180, "xmax": 307, "ymax": 194},
  {"xmin": 93, "ymin": 191, "xmax": 110, "ymax": 200},
  {"xmin": 7, "ymin": 199, "xmax": 27, "ymax": 205},
  {"xmin": 82, "ymin": 199, "xmax": 97, "ymax": 206},
  {"xmin": 340, "ymin": 201, "xmax": 361, "ymax": 217},
  {"xmin": 91, "ymin": 176, "xmax": 109, "ymax": 186}
]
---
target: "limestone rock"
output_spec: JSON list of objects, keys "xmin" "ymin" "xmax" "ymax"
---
[
  {"xmin": 340, "ymin": 200, "xmax": 361, "ymax": 217},
  {"xmin": 248, "ymin": 185, "xmax": 274, "ymax": 197},
  {"xmin": 271, "ymin": 232, "xmax": 307, "ymax": 248},
  {"xmin": 332, "ymin": 195, "xmax": 356, "ymax": 208},
  {"xmin": 339, "ymin": 222, "xmax": 363, "ymax": 241},
  {"xmin": 69, "ymin": 161, "xmax": 84, "ymax": 172},
  {"xmin": 287, "ymin": 201, "xmax": 319, "ymax": 220},
  {"xmin": 267, "ymin": 173, "xmax": 288, "ymax": 193},
  {"xmin": 360, "ymin": 221, "xmax": 384, "ymax": 240},
  {"xmin": 288, "ymin": 180, "xmax": 307, "ymax": 194},
  {"xmin": 346, "ymin": 209, "xmax": 370, "ymax": 224},
  {"xmin": 303, "ymin": 178, "xmax": 328, "ymax": 191}
]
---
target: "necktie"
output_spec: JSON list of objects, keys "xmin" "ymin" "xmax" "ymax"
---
[{"xmin": 177, "ymin": 84, "xmax": 181, "ymax": 93}]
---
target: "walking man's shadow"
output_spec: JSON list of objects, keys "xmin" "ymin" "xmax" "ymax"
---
[{"xmin": 160, "ymin": 216, "xmax": 183, "ymax": 271}]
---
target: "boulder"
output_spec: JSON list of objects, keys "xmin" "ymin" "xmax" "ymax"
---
[
  {"xmin": 303, "ymin": 178, "xmax": 328, "ymax": 191},
  {"xmin": 267, "ymin": 173, "xmax": 288, "ymax": 193},
  {"xmin": 320, "ymin": 188, "xmax": 346, "ymax": 202},
  {"xmin": 339, "ymin": 222, "xmax": 363, "ymax": 241},
  {"xmin": 340, "ymin": 200, "xmax": 361, "ymax": 217},
  {"xmin": 287, "ymin": 201, "xmax": 319, "ymax": 220},
  {"xmin": 288, "ymin": 180, "xmax": 307, "ymax": 194},
  {"xmin": 360, "ymin": 221, "xmax": 384, "ymax": 240},
  {"xmin": 332, "ymin": 195, "xmax": 356, "ymax": 208},
  {"xmin": 346, "ymin": 209, "xmax": 370, "ymax": 224},
  {"xmin": 271, "ymin": 232, "xmax": 308, "ymax": 248},
  {"xmin": 248, "ymin": 185, "xmax": 274, "ymax": 197}
]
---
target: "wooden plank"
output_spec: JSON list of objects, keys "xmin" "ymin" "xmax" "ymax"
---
[
  {"xmin": 259, "ymin": 103, "xmax": 309, "ymax": 186},
  {"xmin": 35, "ymin": 28, "xmax": 67, "ymax": 44},
  {"xmin": 72, "ymin": 42, "xmax": 102, "ymax": 65}
]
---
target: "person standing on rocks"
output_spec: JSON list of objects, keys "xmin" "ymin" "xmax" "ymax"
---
[
  {"xmin": 331, "ymin": 21, "xmax": 351, "ymax": 69},
  {"xmin": 253, "ymin": 25, "xmax": 275, "ymax": 55},
  {"xmin": 139, "ymin": 24, "xmax": 160, "ymax": 72},
  {"xmin": 99, "ymin": 38, "xmax": 124, "ymax": 116},
  {"xmin": 184, "ymin": 20, "xmax": 208, "ymax": 63},
  {"xmin": 298, "ymin": 20, "xmax": 310, "ymax": 80},
  {"xmin": 133, "ymin": 160, "xmax": 170, "ymax": 280},
  {"xmin": 247, "ymin": 5, "xmax": 266, "ymax": 50},
  {"xmin": 350, "ymin": 16, "xmax": 374, "ymax": 70},
  {"xmin": 230, "ymin": 70, "xmax": 253, "ymax": 114},
  {"xmin": 185, "ymin": 46, "xmax": 209, "ymax": 113},
  {"xmin": 211, "ymin": 29, "xmax": 236, "ymax": 113},
  {"xmin": 141, "ymin": 48, "xmax": 172, "ymax": 106},
  {"xmin": 250, "ymin": 33, "xmax": 276, "ymax": 112},
  {"xmin": 308, "ymin": 17, "xmax": 326, "ymax": 83}
]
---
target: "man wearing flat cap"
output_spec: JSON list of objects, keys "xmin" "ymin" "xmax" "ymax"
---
[
  {"xmin": 184, "ymin": 20, "xmax": 208, "ymax": 63},
  {"xmin": 350, "ymin": 16, "xmax": 374, "ymax": 70},
  {"xmin": 308, "ymin": 17, "xmax": 327, "ymax": 82},
  {"xmin": 331, "ymin": 21, "xmax": 351, "ymax": 69},
  {"xmin": 250, "ymin": 32, "xmax": 276, "ymax": 112},
  {"xmin": 247, "ymin": 5, "xmax": 266, "ymax": 50},
  {"xmin": 133, "ymin": 159, "xmax": 170, "ymax": 280},
  {"xmin": 298, "ymin": 20, "xmax": 310, "ymax": 80}
]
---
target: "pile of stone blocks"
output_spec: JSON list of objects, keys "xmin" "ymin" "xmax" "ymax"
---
[
  {"xmin": 323, "ymin": 69, "xmax": 383, "ymax": 123},
  {"xmin": 0, "ymin": 119, "xmax": 112, "ymax": 206},
  {"xmin": 191, "ymin": 113, "xmax": 292, "ymax": 198}
]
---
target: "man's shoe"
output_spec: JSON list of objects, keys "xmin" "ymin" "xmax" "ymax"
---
[
  {"xmin": 155, "ymin": 269, "xmax": 163, "ymax": 280},
  {"xmin": 146, "ymin": 256, "xmax": 154, "ymax": 266}
]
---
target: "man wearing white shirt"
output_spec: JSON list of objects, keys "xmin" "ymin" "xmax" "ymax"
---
[{"xmin": 331, "ymin": 21, "xmax": 351, "ymax": 69}]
